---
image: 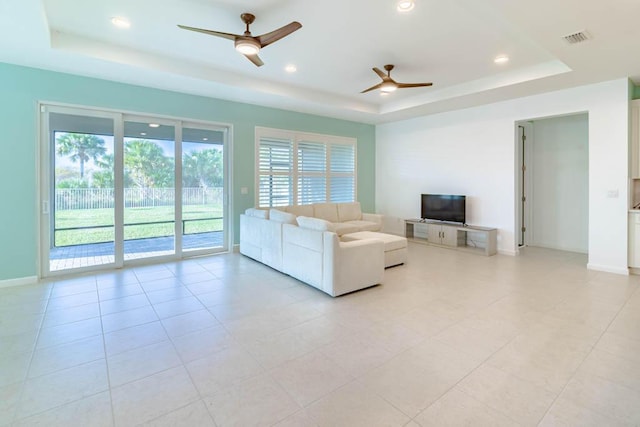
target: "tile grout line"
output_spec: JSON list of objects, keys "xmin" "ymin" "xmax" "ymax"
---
[
  {"xmin": 8, "ymin": 282, "xmax": 53, "ymax": 425},
  {"xmin": 93, "ymin": 273, "xmax": 117, "ymax": 427},
  {"xmin": 139, "ymin": 274, "xmax": 211, "ymax": 425},
  {"xmin": 533, "ymin": 280, "xmax": 640, "ymax": 425}
]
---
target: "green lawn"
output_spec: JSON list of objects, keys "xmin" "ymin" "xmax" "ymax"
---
[{"xmin": 55, "ymin": 204, "xmax": 223, "ymax": 246}]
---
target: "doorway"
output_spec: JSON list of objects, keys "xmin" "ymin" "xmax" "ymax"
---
[
  {"xmin": 39, "ymin": 104, "xmax": 231, "ymax": 277},
  {"xmin": 515, "ymin": 114, "xmax": 589, "ymax": 253}
]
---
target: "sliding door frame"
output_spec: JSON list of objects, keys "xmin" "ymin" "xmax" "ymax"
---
[{"xmin": 38, "ymin": 102, "xmax": 233, "ymax": 278}]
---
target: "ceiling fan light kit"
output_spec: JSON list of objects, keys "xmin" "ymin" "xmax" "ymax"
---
[
  {"xmin": 380, "ymin": 81, "xmax": 398, "ymax": 93},
  {"xmin": 397, "ymin": 0, "xmax": 415, "ymax": 12},
  {"xmin": 111, "ymin": 16, "xmax": 131, "ymax": 28},
  {"xmin": 235, "ymin": 38, "xmax": 260, "ymax": 56}
]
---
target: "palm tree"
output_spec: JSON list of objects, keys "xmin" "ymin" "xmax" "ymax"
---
[
  {"xmin": 124, "ymin": 140, "xmax": 174, "ymax": 188},
  {"xmin": 183, "ymin": 148, "xmax": 223, "ymax": 188},
  {"xmin": 56, "ymin": 133, "xmax": 107, "ymax": 179}
]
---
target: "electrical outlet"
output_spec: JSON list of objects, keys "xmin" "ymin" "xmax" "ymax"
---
[
  {"xmin": 606, "ymin": 189, "xmax": 619, "ymax": 198},
  {"xmin": 241, "ymin": 187, "xmax": 248, "ymax": 195}
]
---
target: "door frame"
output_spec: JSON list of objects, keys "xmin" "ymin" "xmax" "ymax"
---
[
  {"xmin": 515, "ymin": 121, "xmax": 534, "ymax": 250},
  {"xmin": 38, "ymin": 102, "xmax": 233, "ymax": 278}
]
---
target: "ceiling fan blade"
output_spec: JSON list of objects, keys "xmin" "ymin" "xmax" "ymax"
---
[
  {"xmin": 396, "ymin": 82, "xmax": 433, "ymax": 88},
  {"xmin": 360, "ymin": 83, "xmax": 384, "ymax": 93},
  {"xmin": 257, "ymin": 22, "xmax": 302, "ymax": 48},
  {"xmin": 372, "ymin": 67, "xmax": 387, "ymax": 80},
  {"xmin": 177, "ymin": 25, "xmax": 239, "ymax": 41},
  {"xmin": 244, "ymin": 53, "xmax": 264, "ymax": 67}
]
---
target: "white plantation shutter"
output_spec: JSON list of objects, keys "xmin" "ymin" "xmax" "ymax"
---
[
  {"xmin": 330, "ymin": 176, "xmax": 355, "ymax": 202},
  {"xmin": 256, "ymin": 129, "xmax": 356, "ymax": 206},
  {"xmin": 329, "ymin": 144, "xmax": 355, "ymax": 202},
  {"xmin": 298, "ymin": 141, "xmax": 326, "ymax": 205},
  {"xmin": 258, "ymin": 137, "xmax": 293, "ymax": 207}
]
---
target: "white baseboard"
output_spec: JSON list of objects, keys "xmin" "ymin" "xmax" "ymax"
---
[
  {"xmin": 0, "ymin": 276, "xmax": 38, "ymax": 289},
  {"xmin": 587, "ymin": 263, "xmax": 629, "ymax": 276},
  {"xmin": 498, "ymin": 249, "xmax": 518, "ymax": 256},
  {"xmin": 232, "ymin": 244, "xmax": 240, "ymax": 253}
]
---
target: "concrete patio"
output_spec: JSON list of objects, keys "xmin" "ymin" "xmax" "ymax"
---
[{"xmin": 49, "ymin": 231, "xmax": 224, "ymax": 271}]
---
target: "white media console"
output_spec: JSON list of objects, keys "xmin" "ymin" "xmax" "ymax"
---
[{"xmin": 404, "ymin": 219, "xmax": 497, "ymax": 256}]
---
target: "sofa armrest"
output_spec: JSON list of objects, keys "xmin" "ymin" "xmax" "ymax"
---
[
  {"xmin": 323, "ymin": 234, "xmax": 384, "ymax": 296},
  {"xmin": 362, "ymin": 213, "xmax": 383, "ymax": 224}
]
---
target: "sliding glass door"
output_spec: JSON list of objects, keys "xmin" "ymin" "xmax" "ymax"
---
[
  {"xmin": 123, "ymin": 119, "xmax": 176, "ymax": 261},
  {"xmin": 182, "ymin": 126, "xmax": 228, "ymax": 252},
  {"xmin": 40, "ymin": 105, "xmax": 230, "ymax": 277},
  {"xmin": 45, "ymin": 110, "xmax": 117, "ymax": 272}
]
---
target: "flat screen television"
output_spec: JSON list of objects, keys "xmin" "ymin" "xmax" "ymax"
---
[{"xmin": 421, "ymin": 194, "xmax": 466, "ymax": 224}]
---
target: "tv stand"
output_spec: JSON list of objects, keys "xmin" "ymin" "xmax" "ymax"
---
[{"xmin": 404, "ymin": 219, "xmax": 497, "ymax": 256}]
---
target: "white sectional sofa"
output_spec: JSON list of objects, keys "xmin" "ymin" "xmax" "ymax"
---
[
  {"xmin": 275, "ymin": 202, "xmax": 383, "ymax": 236},
  {"xmin": 239, "ymin": 202, "xmax": 385, "ymax": 296}
]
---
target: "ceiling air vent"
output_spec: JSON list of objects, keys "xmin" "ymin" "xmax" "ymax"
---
[{"xmin": 562, "ymin": 30, "xmax": 591, "ymax": 44}]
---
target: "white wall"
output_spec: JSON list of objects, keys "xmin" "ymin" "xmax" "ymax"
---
[
  {"xmin": 376, "ymin": 78, "xmax": 630, "ymax": 274},
  {"xmin": 529, "ymin": 114, "xmax": 589, "ymax": 253}
]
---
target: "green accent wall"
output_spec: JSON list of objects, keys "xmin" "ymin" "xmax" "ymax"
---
[
  {"xmin": 0, "ymin": 62, "xmax": 375, "ymax": 281},
  {"xmin": 634, "ymin": 84, "xmax": 640, "ymax": 99}
]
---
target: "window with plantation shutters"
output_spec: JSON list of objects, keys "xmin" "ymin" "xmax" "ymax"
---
[{"xmin": 256, "ymin": 128, "xmax": 356, "ymax": 207}]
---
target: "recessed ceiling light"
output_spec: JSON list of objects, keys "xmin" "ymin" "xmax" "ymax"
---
[
  {"xmin": 111, "ymin": 17, "xmax": 131, "ymax": 29},
  {"xmin": 203, "ymin": 138, "xmax": 208, "ymax": 141},
  {"xmin": 397, "ymin": 0, "xmax": 415, "ymax": 12},
  {"xmin": 494, "ymin": 55, "xmax": 509, "ymax": 64},
  {"xmin": 148, "ymin": 123, "xmax": 160, "ymax": 128},
  {"xmin": 140, "ymin": 132, "xmax": 147, "ymax": 136},
  {"xmin": 285, "ymin": 64, "xmax": 297, "ymax": 73}
]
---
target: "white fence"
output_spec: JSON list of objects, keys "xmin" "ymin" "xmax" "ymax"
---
[{"xmin": 55, "ymin": 187, "xmax": 223, "ymax": 210}]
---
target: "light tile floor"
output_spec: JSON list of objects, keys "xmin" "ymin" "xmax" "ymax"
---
[{"xmin": 2, "ymin": 244, "xmax": 640, "ymax": 426}]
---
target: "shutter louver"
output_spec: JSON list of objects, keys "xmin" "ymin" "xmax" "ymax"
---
[
  {"xmin": 329, "ymin": 144, "xmax": 355, "ymax": 203},
  {"xmin": 330, "ymin": 144, "xmax": 355, "ymax": 173},
  {"xmin": 258, "ymin": 175, "xmax": 292, "ymax": 207},
  {"xmin": 298, "ymin": 141, "xmax": 327, "ymax": 205},
  {"xmin": 298, "ymin": 141, "xmax": 326, "ymax": 172},
  {"xmin": 298, "ymin": 176, "xmax": 326, "ymax": 205},
  {"xmin": 330, "ymin": 176, "xmax": 355, "ymax": 203},
  {"xmin": 259, "ymin": 138, "xmax": 292, "ymax": 173},
  {"xmin": 258, "ymin": 137, "xmax": 293, "ymax": 207}
]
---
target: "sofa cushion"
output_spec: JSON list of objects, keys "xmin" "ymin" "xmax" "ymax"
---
[
  {"xmin": 313, "ymin": 203, "xmax": 339, "ymax": 223},
  {"xmin": 269, "ymin": 209, "xmax": 297, "ymax": 224},
  {"xmin": 285, "ymin": 204, "xmax": 314, "ymax": 217},
  {"xmin": 342, "ymin": 231, "xmax": 407, "ymax": 252},
  {"xmin": 344, "ymin": 220, "xmax": 381, "ymax": 232},
  {"xmin": 337, "ymin": 202, "xmax": 362, "ymax": 222},
  {"xmin": 297, "ymin": 216, "xmax": 334, "ymax": 232},
  {"xmin": 245, "ymin": 208, "xmax": 269, "ymax": 219},
  {"xmin": 332, "ymin": 223, "xmax": 361, "ymax": 236}
]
